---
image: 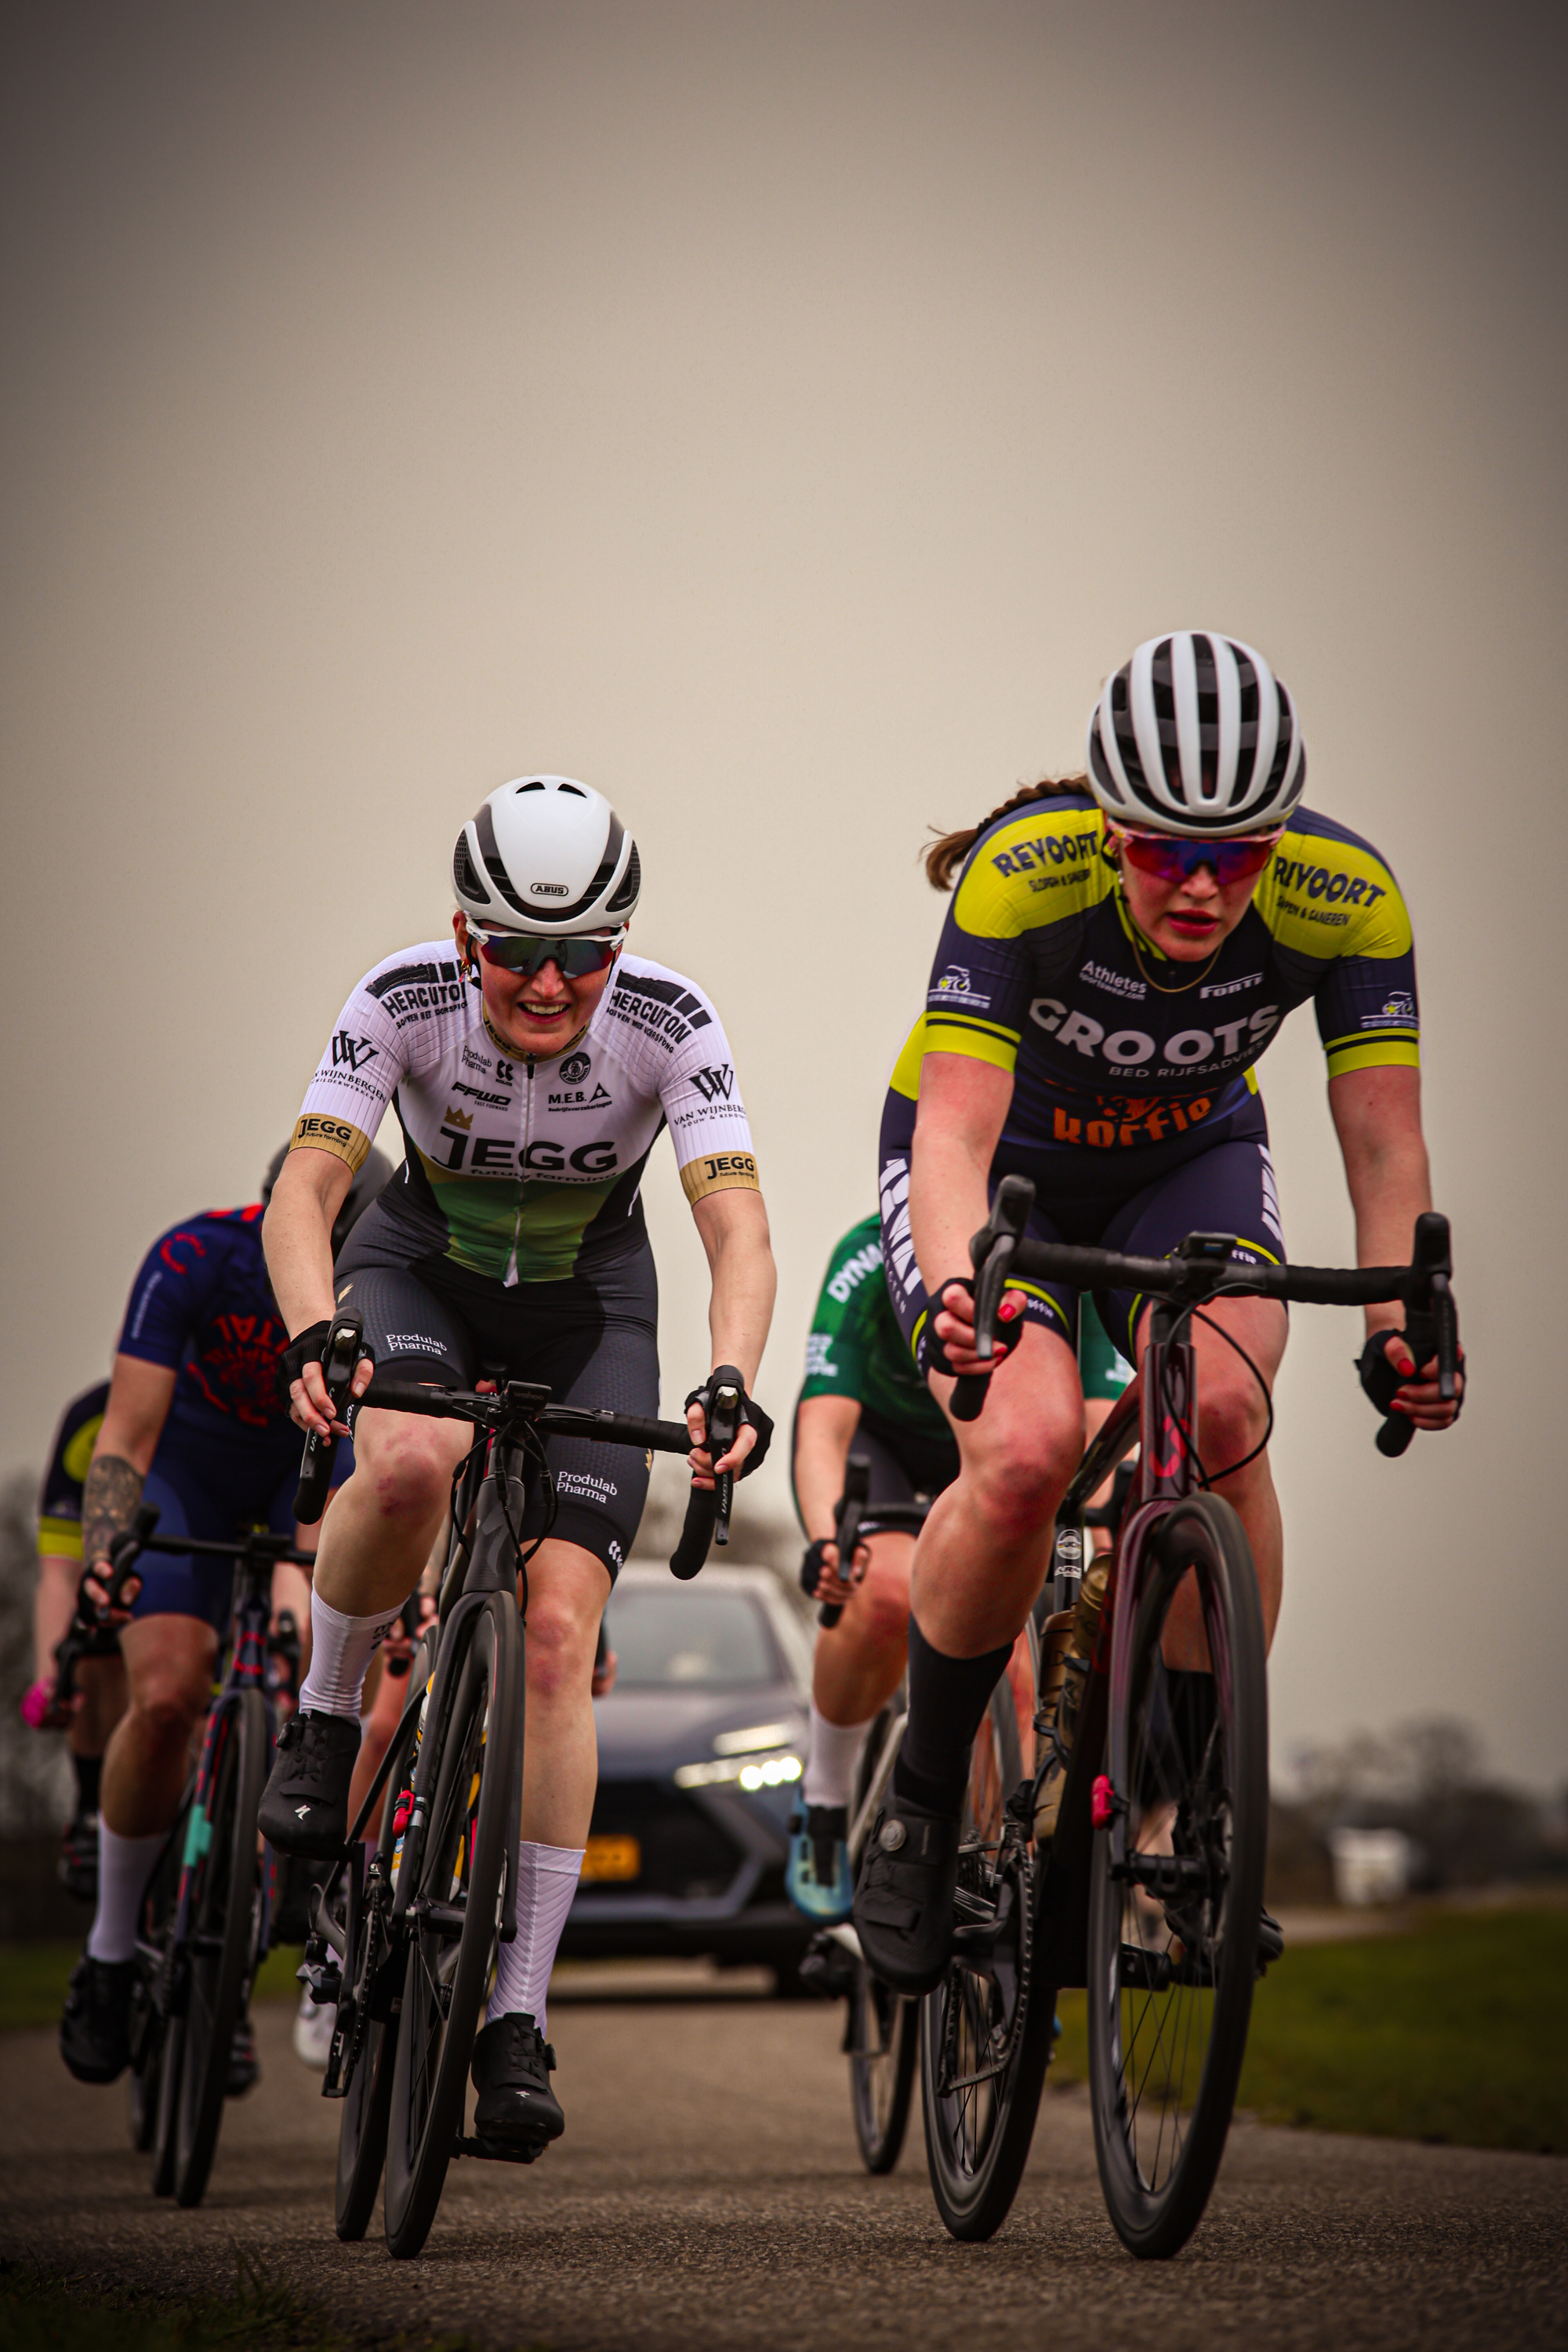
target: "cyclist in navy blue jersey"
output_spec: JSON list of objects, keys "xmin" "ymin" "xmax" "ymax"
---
[{"xmin": 58, "ymin": 1149, "xmax": 390, "ymax": 2088}]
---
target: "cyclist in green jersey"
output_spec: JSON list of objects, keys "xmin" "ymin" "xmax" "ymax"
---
[{"xmin": 786, "ymin": 1214, "xmax": 1130, "ymax": 1922}]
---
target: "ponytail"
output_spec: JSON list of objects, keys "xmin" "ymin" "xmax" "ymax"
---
[{"xmin": 924, "ymin": 774, "xmax": 1094, "ymax": 892}]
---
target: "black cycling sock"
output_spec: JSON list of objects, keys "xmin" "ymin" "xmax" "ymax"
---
[
  {"xmin": 892, "ymin": 1621, "xmax": 1013, "ymax": 1820},
  {"xmin": 73, "ymin": 1754, "xmax": 102, "ymax": 1813}
]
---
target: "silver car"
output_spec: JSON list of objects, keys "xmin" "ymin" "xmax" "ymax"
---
[{"xmin": 563, "ymin": 1563, "xmax": 815, "ymax": 1989}]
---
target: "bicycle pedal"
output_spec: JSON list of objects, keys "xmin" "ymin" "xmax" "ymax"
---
[{"xmin": 452, "ymin": 2132, "xmax": 546, "ymax": 2165}]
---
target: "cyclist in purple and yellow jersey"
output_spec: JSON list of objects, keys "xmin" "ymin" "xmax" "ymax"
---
[{"xmin": 855, "ymin": 631, "xmax": 1464, "ymax": 1997}]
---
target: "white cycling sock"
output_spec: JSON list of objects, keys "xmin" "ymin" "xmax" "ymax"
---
[
  {"xmin": 298, "ymin": 1595, "xmax": 404, "ymax": 1721},
  {"xmin": 803, "ymin": 1702, "xmax": 872, "ymax": 1810},
  {"xmin": 486, "ymin": 1842, "xmax": 585, "ymax": 2034},
  {"xmin": 86, "ymin": 1824, "xmax": 165, "ymax": 1963}
]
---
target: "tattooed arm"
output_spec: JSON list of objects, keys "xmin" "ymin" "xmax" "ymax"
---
[{"xmin": 82, "ymin": 1357, "xmax": 179, "ymax": 1596}]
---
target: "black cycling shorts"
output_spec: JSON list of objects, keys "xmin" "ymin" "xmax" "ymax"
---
[
  {"xmin": 336, "ymin": 1207, "xmax": 659, "ymax": 1582},
  {"xmin": 879, "ymin": 1093, "xmax": 1287, "ymax": 1371},
  {"xmin": 789, "ymin": 1402, "xmax": 959, "ymax": 1531}
]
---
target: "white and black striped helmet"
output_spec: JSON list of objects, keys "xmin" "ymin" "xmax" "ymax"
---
[
  {"xmin": 1087, "ymin": 632, "xmax": 1307, "ymax": 837},
  {"xmin": 452, "ymin": 776, "xmax": 641, "ymax": 935}
]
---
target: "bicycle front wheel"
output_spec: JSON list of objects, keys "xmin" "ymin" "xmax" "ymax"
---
[
  {"xmin": 383, "ymin": 1595, "xmax": 519, "ymax": 2259},
  {"xmin": 1087, "ymin": 1492, "xmax": 1268, "ymax": 2259},
  {"xmin": 335, "ymin": 1639, "xmax": 433, "ymax": 2242},
  {"xmin": 920, "ymin": 1675, "xmax": 1053, "ymax": 2240},
  {"xmin": 128, "ymin": 1820, "xmax": 183, "ymax": 2169},
  {"xmin": 175, "ymin": 1686, "xmax": 268, "ymax": 2208},
  {"xmin": 850, "ymin": 1968, "xmax": 916, "ymax": 2172}
]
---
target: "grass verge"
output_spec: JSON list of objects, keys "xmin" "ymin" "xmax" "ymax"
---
[
  {"xmin": 1047, "ymin": 1903, "xmax": 1566, "ymax": 2153},
  {"xmin": 0, "ymin": 1944, "xmax": 307, "ymax": 2032},
  {"xmin": 0, "ymin": 2253, "xmax": 537, "ymax": 2352}
]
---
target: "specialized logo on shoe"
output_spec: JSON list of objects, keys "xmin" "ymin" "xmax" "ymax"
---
[{"xmin": 295, "ymin": 1805, "xmax": 313, "ymax": 1819}]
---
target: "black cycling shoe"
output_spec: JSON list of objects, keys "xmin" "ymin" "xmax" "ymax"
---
[
  {"xmin": 227, "ymin": 2016, "xmax": 260, "ymax": 2097},
  {"xmin": 470, "ymin": 2013, "xmax": 564, "ymax": 2147},
  {"xmin": 57, "ymin": 1809, "xmax": 100, "ymax": 1903},
  {"xmin": 60, "ymin": 1951, "xmax": 136, "ymax": 2084},
  {"xmin": 851, "ymin": 1795, "xmax": 961, "ymax": 1997},
  {"xmin": 1256, "ymin": 1907, "xmax": 1285, "ymax": 1975},
  {"xmin": 257, "ymin": 1710, "xmax": 361, "ymax": 1858}
]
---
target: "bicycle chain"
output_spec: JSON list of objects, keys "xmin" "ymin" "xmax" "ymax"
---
[{"xmin": 343, "ymin": 1864, "xmax": 387, "ymax": 2085}]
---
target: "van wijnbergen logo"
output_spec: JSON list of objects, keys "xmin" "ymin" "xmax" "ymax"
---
[
  {"xmin": 935, "ymin": 965, "xmax": 974, "ymax": 992},
  {"xmin": 559, "ymin": 1052, "xmax": 592, "ymax": 1083},
  {"xmin": 332, "ymin": 1031, "xmax": 379, "ymax": 1070}
]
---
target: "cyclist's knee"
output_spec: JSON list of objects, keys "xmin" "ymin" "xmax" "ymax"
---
[
  {"xmin": 354, "ymin": 1412, "xmax": 463, "ymax": 1526},
  {"xmin": 129, "ymin": 1670, "xmax": 209, "ymax": 1750},
  {"xmin": 524, "ymin": 1591, "xmax": 598, "ymax": 1702},
  {"xmin": 960, "ymin": 1417, "xmax": 1079, "ymax": 1541},
  {"xmin": 854, "ymin": 1575, "xmax": 913, "ymax": 1658},
  {"xmin": 1199, "ymin": 1374, "xmax": 1271, "ymax": 1475}
]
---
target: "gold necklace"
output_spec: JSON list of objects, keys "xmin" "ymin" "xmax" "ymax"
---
[{"xmin": 1123, "ymin": 904, "xmax": 1223, "ymax": 995}]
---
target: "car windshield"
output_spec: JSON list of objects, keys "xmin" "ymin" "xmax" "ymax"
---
[{"xmin": 605, "ymin": 1588, "xmax": 780, "ymax": 1689}]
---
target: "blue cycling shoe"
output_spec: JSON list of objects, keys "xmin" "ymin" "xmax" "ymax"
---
[{"xmin": 786, "ymin": 1802, "xmax": 854, "ymax": 1925}]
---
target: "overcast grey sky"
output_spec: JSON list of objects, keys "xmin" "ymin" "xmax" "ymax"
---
[{"xmin": 4, "ymin": 2, "xmax": 1565, "ymax": 1787}]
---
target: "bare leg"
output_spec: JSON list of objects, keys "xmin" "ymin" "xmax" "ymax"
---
[
  {"xmin": 1138, "ymin": 1294, "xmax": 1287, "ymax": 1668},
  {"xmin": 518, "ymin": 1541, "xmax": 613, "ymax": 1848},
  {"xmin": 101, "ymin": 1614, "xmax": 218, "ymax": 1838},
  {"xmin": 811, "ymin": 1534, "xmax": 914, "ymax": 1726}
]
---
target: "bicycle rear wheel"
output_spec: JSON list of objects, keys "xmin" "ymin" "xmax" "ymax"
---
[
  {"xmin": 383, "ymin": 1595, "xmax": 518, "ymax": 2259},
  {"xmin": 920, "ymin": 1676, "xmax": 1053, "ymax": 2240},
  {"xmin": 1087, "ymin": 1492, "xmax": 1268, "ymax": 2259},
  {"xmin": 335, "ymin": 1642, "xmax": 432, "ymax": 2242},
  {"xmin": 175, "ymin": 1687, "xmax": 268, "ymax": 2207}
]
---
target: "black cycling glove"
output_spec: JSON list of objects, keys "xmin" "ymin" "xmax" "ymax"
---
[
  {"xmin": 684, "ymin": 1369, "xmax": 774, "ymax": 1477},
  {"xmin": 279, "ymin": 1319, "xmax": 375, "ymax": 1400},
  {"xmin": 799, "ymin": 1536, "xmax": 837, "ymax": 1598},
  {"xmin": 917, "ymin": 1273, "xmax": 1018, "ymax": 1380},
  {"xmin": 1356, "ymin": 1316, "xmax": 1437, "ymax": 1417}
]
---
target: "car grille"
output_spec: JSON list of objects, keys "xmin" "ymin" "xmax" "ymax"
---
[{"xmin": 581, "ymin": 1778, "xmax": 742, "ymax": 1900}]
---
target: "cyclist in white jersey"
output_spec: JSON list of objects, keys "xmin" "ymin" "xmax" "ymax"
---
[{"xmin": 257, "ymin": 776, "xmax": 776, "ymax": 2149}]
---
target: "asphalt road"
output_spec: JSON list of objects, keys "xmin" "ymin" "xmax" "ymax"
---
[{"xmin": 2, "ymin": 1975, "xmax": 1563, "ymax": 2352}]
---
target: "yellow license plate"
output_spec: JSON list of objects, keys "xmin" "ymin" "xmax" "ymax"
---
[{"xmin": 582, "ymin": 1835, "xmax": 641, "ymax": 1882}]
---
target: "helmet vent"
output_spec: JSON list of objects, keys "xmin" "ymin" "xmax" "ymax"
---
[
  {"xmin": 516, "ymin": 779, "xmax": 545, "ymax": 792},
  {"xmin": 558, "ymin": 782, "xmax": 586, "ymax": 797},
  {"xmin": 606, "ymin": 841, "xmax": 641, "ymax": 913},
  {"xmin": 453, "ymin": 831, "xmax": 490, "ymax": 906}
]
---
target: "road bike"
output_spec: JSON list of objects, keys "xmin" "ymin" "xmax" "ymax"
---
[
  {"xmin": 63, "ymin": 1515, "xmax": 310, "ymax": 2206},
  {"xmin": 804, "ymin": 1462, "xmax": 1028, "ymax": 2181},
  {"xmin": 296, "ymin": 1316, "xmax": 735, "ymax": 2259},
  {"xmin": 911, "ymin": 1177, "xmax": 1457, "ymax": 2255}
]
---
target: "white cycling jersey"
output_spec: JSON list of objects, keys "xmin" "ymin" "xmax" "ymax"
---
[{"xmin": 289, "ymin": 943, "xmax": 758, "ymax": 1285}]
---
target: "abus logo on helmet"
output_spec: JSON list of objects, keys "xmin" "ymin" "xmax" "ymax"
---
[{"xmin": 530, "ymin": 883, "xmax": 569, "ymax": 897}]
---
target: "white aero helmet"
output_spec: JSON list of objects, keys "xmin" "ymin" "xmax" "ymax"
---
[
  {"xmin": 452, "ymin": 775, "xmax": 641, "ymax": 935},
  {"xmin": 1087, "ymin": 631, "xmax": 1307, "ymax": 837}
]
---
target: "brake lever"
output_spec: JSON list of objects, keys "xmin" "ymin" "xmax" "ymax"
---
[{"xmin": 708, "ymin": 1379, "xmax": 742, "ymax": 1546}]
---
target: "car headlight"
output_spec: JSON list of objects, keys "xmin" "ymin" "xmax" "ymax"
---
[{"xmin": 673, "ymin": 1748, "xmax": 803, "ymax": 1791}]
